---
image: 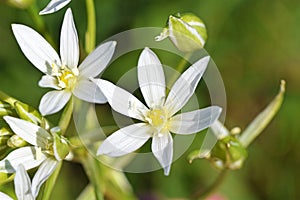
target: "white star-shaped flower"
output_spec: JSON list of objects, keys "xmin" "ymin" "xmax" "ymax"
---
[
  {"xmin": 0, "ymin": 117, "xmax": 68, "ymax": 197},
  {"xmin": 0, "ymin": 165, "xmax": 34, "ymax": 200},
  {"xmin": 12, "ymin": 8, "xmax": 116, "ymax": 116},
  {"xmin": 92, "ymin": 48, "xmax": 222, "ymax": 175},
  {"xmin": 39, "ymin": 0, "xmax": 71, "ymax": 15}
]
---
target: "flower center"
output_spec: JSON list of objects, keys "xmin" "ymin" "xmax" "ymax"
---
[
  {"xmin": 146, "ymin": 108, "xmax": 169, "ymax": 133},
  {"xmin": 52, "ymin": 63, "xmax": 78, "ymax": 90}
]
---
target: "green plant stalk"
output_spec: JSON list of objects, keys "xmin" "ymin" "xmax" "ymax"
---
[
  {"xmin": 85, "ymin": 0, "xmax": 96, "ymax": 53},
  {"xmin": 37, "ymin": 162, "xmax": 62, "ymax": 200},
  {"xmin": 168, "ymin": 52, "xmax": 192, "ymax": 87},
  {"xmin": 27, "ymin": 3, "xmax": 55, "ymax": 47},
  {"xmin": 239, "ymin": 80, "xmax": 286, "ymax": 147},
  {"xmin": 192, "ymin": 168, "xmax": 228, "ymax": 200},
  {"xmin": 58, "ymin": 97, "xmax": 74, "ymax": 135},
  {"xmin": 81, "ymin": 153, "xmax": 104, "ymax": 200}
]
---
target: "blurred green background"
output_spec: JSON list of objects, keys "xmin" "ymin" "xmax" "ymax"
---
[{"xmin": 0, "ymin": 0, "xmax": 299, "ymax": 199}]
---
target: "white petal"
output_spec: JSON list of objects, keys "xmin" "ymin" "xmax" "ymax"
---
[
  {"xmin": 169, "ymin": 106, "xmax": 222, "ymax": 134},
  {"xmin": 151, "ymin": 132, "xmax": 173, "ymax": 176},
  {"xmin": 138, "ymin": 47, "xmax": 166, "ymax": 107},
  {"xmin": 60, "ymin": 8, "xmax": 79, "ymax": 69},
  {"xmin": 38, "ymin": 75, "xmax": 60, "ymax": 89},
  {"xmin": 73, "ymin": 79, "xmax": 107, "ymax": 103},
  {"xmin": 11, "ymin": 24, "xmax": 61, "ymax": 74},
  {"xmin": 31, "ymin": 158, "xmax": 58, "ymax": 198},
  {"xmin": 0, "ymin": 147, "xmax": 47, "ymax": 173},
  {"xmin": 0, "ymin": 192, "xmax": 13, "ymax": 200},
  {"xmin": 210, "ymin": 120, "xmax": 230, "ymax": 140},
  {"xmin": 79, "ymin": 41, "xmax": 117, "ymax": 78},
  {"xmin": 39, "ymin": 0, "xmax": 71, "ymax": 15},
  {"xmin": 4, "ymin": 116, "xmax": 51, "ymax": 148},
  {"xmin": 14, "ymin": 165, "xmax": 34, "ymax": 200},
  {"xmin": 92, "ymin": 79, "xmax": 148, "ymax": 121},
  {"xmin": 164, "ymin": 56, "xmax": 210, "ymax": 116},
  {"xmin": 39, "ymin": 90, "xmax": 71, "ymax": 116},
  {"xmin": 97, "ymin": 123, "xmax": 151, "ymax": 157}
]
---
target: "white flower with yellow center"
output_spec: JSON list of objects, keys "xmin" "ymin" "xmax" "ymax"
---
[
  {"xmin": 0, "ymin": 116, "xmax": 69, "ymax": 198},
  {"xmin": 39, "ymin": 0, "xmax": 71, "ymax": 15},
  {"xmin": 92, "ymin": 48, "xmax": 222, "ymax": 175},
  {"xmin": 12, "ymin": 8, "xmax": 116, "ymax": 115}
]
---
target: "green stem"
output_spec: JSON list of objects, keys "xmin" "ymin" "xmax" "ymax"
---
[
  {"xmin": 37, "ymin": 162, "xmax": 63, "ymax": 200},
  {"xmin": 85, "ymin": 0, "xmax": 96, "ymax": 53},
  {"xmin": 192, "ymin": 168, "xmax": 228, "ymax": 200},
  {"xmin": 58, "ymin": 97, "xmax": 74, "ymax": 135},
  {"xmin": 168, "ymin": 52, "xmax": 192, "ymax": 87},
  {"xmin": 81, "ymin": 153, "xmax": 104, "ymax": 200},
  {"xmin": 26, "ymin": 4, "xmax": 55, "ymax": 47}
]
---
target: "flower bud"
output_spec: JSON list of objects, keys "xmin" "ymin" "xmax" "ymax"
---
[
  {"xmin": 14, "ymin": 101, "xmax": 50, "ymax": 130},
  {"xmin": 5, "ymin": 0, "xmax": 34, "ymax": 9},
  {"xmin": 51, "ymin": 127, "xmax": 70, "ymax": 161},
  {"xmin": 209, "ymin": 136, "xmax": 248, "ymax": 170},
  {"xmin": 7, "ymin": 135, "xmax": 27, "ymax": 148},
  {"xmin": 155, "ymin": 13, "xmax": 207, "ymax": 52},
  {"xmin": 0, "ymin": 101, "xmax": 13, "ymax": 116}
]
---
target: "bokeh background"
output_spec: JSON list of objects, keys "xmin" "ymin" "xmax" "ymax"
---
[{"xmin": 0, "ymin": 0, "xmax": 299, "ymax": 199}]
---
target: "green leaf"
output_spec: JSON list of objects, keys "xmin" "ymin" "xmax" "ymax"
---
[{"xmin": 239, "ymin": 80, "xmax": 286, "ymax": 147}]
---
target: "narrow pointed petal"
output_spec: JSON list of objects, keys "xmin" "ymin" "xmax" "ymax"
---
[
  {"xmin": 92, "ymin": 79, "xmax": 148, "ymax": 121},
  {"xmin": 79, "ymin": 41, "xmax": 117, "ymax": 78},
  {"xmin": 97, "ymin": 123, "xmax": 151, "ymax": 157},
  {"xmin": 60, "ymin": 9, "xmax": 79, "ymax": 69},
  {"xmin": 14, "ymin": 165, "xmax": 34, "ymax": 200},
  {"xmin": 39, "ymin": 0, "xmax": 71, "ymax": 15},
  {"xmin": 11, "ymin": 24, "xmax": 61, "ymax": 74},
  {"xmin": 39, "ymin": 90, "xmax": 71, "ymax": 116},
  {"xmin": 151, "ymin": 132, "xmax": 173, "ymax": 176},
  {"xmin": 0, "ymin": 192, "xmax": 13, "ymax": 200},
  {"xmin": 169, "ymin": 106, "xmax": 222, "ymax": 134},
  {"xmin": 73, "ymin": 79, "xmax": 107, "ymax": 103},
  {"xmin": 138, "ymin": 47, "xmax": 166, "ymax": 107},
  {"xmin": 38, "ymin": 75, "xmax": 60, "ymax": 89},
  {"xmin": 164, "ymin": 56, "xmax": 210, "ymax": 116},
  {"xmin": 31, "ymin": 158, "xmax": 58, "ymax": 198},
  {"xmin": 0, "ymin": 147, "xmax": 47, "ymax": 173},
  {"xmin": 4, "ymin": 116, "xmax": 51, "ymax": 148}
]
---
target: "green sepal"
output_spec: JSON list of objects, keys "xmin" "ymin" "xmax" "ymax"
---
[{"xmin": 51, "ymin": 128, "xmax": 70, "ymax": 161}]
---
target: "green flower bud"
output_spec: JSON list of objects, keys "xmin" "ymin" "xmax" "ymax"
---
[
  {"xmin": 210, "ymin": 136, "xmax": 248, "ymax": 170},
  {"xmin": 0, "ymin": 101, "xmax": 13, "ymax": 116},
  {"xmin": 155, "ymin": 13, "xmax": 207, "ymax": 52},
  {"xmin": 14, "ymin": 101, "xmax": 50, "ymax": 130},
  {"xmin": 7, "ymin": 135, "xmax": 27, "ymax": 148},
  {"xmin": 51, "ymin": 127, "xmax": 70, "ymax": 161},
  {"xmin": 5, "ymin": 0, "xmax": 35, "ymax": 9}
]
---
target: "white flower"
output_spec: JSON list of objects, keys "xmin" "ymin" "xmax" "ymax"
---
[
  {"xmin": 0, "ymin": 165, "xmax": 34, "ymax": 200},
  {"xmin": 12, "ymin": 8, "xmax": 116, "ymax": 116},
  {"xmin": 0, "ymin": 117, "xmax": 64, "ymax": 197},
  {"xmin": 39, "ymin": 0, "xmax": 71, "ymax": 15},
  {"xmin": 92, "ymin": 48, "xmax": 222, "ymax": 175}
]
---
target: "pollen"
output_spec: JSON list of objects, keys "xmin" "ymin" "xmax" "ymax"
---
[
  {"xmin": 52, "ymin": 64, "xmax": 78, "ymax": 90},
  {"xmin": 146, "ymin": 108, "xmax": 169, "ymax": 132}
]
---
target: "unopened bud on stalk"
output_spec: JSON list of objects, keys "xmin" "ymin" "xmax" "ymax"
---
[
  {"xmin": 155, "ymin": 13, "xmax": 207, "ymax": 52},
  {"xmin": 7, "ymin": 135, "xmax": 27, "ymax": 148},
  {"xmin": 0, "ymin": 101, "xmax": 13, "ymax": 116},
  {"xmin": 5, "ymin": 0, "xmax": 34, "ymax": 9}
]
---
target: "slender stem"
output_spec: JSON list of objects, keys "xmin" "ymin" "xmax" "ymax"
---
[
  {"xmin": 168, "ymin": 53, "xmax": 192, "ymax": 87},
  {"xmin": 58, "ymin": 97, "xmax": 74, "ymax": 135},
  {"xmin": 26, "ymin": 4, "xmax": 55, "ymax": 47},
  {"xmin": 192, "ymin": 168, "xmax": 228, "ymax": 199},
  {"xmin": 85, "ymin": 0, "xmax": 96, "ymax": 53}
]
